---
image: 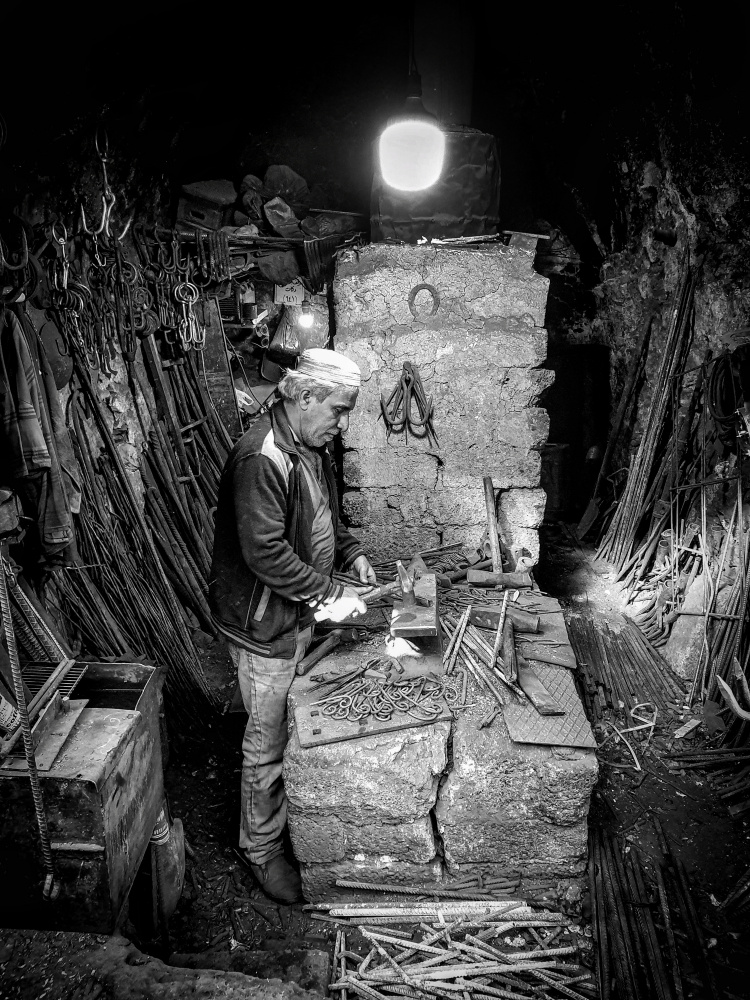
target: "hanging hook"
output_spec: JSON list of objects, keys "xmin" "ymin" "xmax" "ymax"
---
[{"xmin": 0, "ymin": 226, "xmax": 29, "ymax": 272}]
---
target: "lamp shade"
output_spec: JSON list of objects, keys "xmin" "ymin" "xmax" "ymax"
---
[{"xmin": 378, "ymin": 118, "xmax": 445, "ymax": 192}]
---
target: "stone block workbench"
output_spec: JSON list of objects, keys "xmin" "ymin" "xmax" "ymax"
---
[{"xmin": 283, "ymin": 601, "xmax": 598, "ymax": 900}]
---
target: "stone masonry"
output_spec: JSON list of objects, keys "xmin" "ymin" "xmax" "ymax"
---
[
  {"xmin": 332, "ymin": 243, "xmax": 554, "ymax": 564},
  {"xmin": 284, "ymin": 612, "xmax": 598, "ymax": 899},
  {"xmin": 283, "ymin": 246, "xmax": 597, "ymax": 900}
]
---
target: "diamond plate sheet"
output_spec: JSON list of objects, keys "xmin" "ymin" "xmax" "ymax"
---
[{"xmin": 503, "ymin": 661, "xmax": 596, "ymax": 749}]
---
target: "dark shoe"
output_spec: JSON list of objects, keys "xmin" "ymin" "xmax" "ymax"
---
[{"xmin": 249, "ymin": 855, "xmax": 303, "ymax": 904}]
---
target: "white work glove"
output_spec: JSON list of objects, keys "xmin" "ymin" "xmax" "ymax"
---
[{"xmin": 314, "ymin": 586, "xmax": 367, "ymax": 623}]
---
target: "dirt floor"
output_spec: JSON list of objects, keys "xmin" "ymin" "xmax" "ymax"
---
[{"xmin": 2, "ymin": 522, "xmax": 750, "ymax": 998}]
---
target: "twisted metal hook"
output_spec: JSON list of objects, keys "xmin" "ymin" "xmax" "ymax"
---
[{"xmin": 0, "ymin": 226, "xmax": 29, "ymax": 272}]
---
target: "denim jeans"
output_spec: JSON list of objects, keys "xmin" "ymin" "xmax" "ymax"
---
[{"xmin": 228, "ymin": 626, "xmax": 313, "ymax": 865}]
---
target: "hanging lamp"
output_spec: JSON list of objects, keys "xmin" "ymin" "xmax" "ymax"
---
[{"xmin": 378, "ymin": 45, "xmax": 445, "ymax": 193}]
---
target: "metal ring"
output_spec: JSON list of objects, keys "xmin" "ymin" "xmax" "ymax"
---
[{"xmin": 408, "ymin": 283, "xmax": 440, "ymax": 319}]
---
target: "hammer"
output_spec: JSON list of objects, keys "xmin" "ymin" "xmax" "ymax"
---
[{"xmin": 295, "ymin": 626, "xmax": 367, "ymax": 676}]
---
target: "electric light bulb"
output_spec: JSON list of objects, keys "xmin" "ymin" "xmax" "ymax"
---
[
  {"xmin": 379, "ymin": 119, "xmax": 445, "ymax": 192},
  {"xmin": 298, "ymin": 301, "xmax": 314, "ymax": 329}
]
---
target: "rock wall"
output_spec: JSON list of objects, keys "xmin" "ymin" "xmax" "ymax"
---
[{"xmin": 333, "ymin": 243, "xmax": 553, "ymax": 565}]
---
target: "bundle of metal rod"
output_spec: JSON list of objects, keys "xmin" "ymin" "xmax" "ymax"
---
[
  {"xmin": 666, "ymin": 746, "xmax": 750, "ymax": 818},
  {"xmin": 334, "ymin": 878, "xmax": 521, "ymax": 900},
  {"xmin": 318, "ymin": 900, "xmax": 590, "ymax": 1000},
  {"xmin": 567, "ymin": 612, "xmax": 685, "ymax": 731},
  {"xmin": 598, "ymin": 253, "xmax": 696, "ymax": 570},
  {"xmin": 51, "ymin": 391, "xmax": 214, "ymax": 717},
  {"xmin": 589, "ymin": 826, "xmax": 685, "ymax": 1000},
  {"xmin": 653, "ymin": 817, "xmax": 722, "ymax": 1000},
  {"xmin": 5, "ymin": 567, "xmax": 70, "ymax": 662},
  {"xmin": 696, "ymin": 530, "xmax": 750, "ymax": 710},
  {"xmin": 441, "ymin": 612, "xmax": 523, "ymax": 706},
  {"xmin": 718, "ymin": 866, "xmax": 750, "ymax": 916}
]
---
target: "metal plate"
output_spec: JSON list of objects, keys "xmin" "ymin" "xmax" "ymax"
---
[{"xmin": 503, "ymin": 662, "xmax": 596, "ymax": 749}]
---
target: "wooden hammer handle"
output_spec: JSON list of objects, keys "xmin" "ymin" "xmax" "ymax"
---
[{"xmin": 296, "ymin": 632, "xmax": 342, "ymax": 676}]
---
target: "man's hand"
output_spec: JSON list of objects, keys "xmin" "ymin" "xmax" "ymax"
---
[
  {"xmin": 351, "ymin": 555, "xmax": 377, "ymax": 586},
  {"xmin": 314, "ymin": 586, "xmax": 367, "ymax": 623}
]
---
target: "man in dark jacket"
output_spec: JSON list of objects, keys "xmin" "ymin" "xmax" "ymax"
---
[{"xmin": 209, "ymin": 348, "xmax": 375, "ymax": 903}]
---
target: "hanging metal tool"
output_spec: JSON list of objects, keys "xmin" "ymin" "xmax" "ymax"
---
[{"xmin": 380, "ymin": 361, "xmax": 439, "ymax": 451}]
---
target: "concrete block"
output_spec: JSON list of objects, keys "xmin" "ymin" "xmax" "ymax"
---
[
  {"xmin": 301, "ymin": 856, "xmax": 444, "ymax": 902},
  {"xmin": 287, "ymin": 812, "xmax": 437, "ymax": 865},
  {"xmin": 441, "ymin": 820, "xmax": 589, "ymax": 876},
  {"xmin": 332, "ymin": 240, "xmax": 552, "ymax": 571},
  {"xmin": 435, "ymin": 693, "xmax": 597, "ymax": 873},
  {"xmin": 498, "ymin": 488, "xmax": 548, "ymax": 530},
  {"xmin": 335, "ymin": 244, "xmax": 550, "ymax": 334},
  {"xmin": 284, "ymin": 717, "xmax": 451, "ymax": 825}
]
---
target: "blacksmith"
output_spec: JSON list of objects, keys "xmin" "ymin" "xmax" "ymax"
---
[{"xmin": 209, "ymin": 348, "xmax": 376, "ymax": 904}]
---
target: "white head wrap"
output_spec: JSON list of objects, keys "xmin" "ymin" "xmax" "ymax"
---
[{"xmin": 287, "ymin": 348, "xmax": 361, "ymax": 389}]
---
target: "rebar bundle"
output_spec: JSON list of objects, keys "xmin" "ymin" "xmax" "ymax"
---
[
  {"xmin": 598, "ymin": 253, "xmax": 696, "ymax": 571},
  {"xmin": 51, "ymin": 382, "xmax": 215, "ymax": 718},
  {"xmin": 315, "ymin": 897, "xmax": 591, "ymax": 1000},
  {"xmin": 567, "ymin": 611, "xmax": 686, "ymax": 727},
  {"xmin": 589, "ymin": 820, "xmax": 720, "ymax": 1000}
]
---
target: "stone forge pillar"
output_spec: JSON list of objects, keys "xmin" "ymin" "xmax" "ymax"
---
[{"xmin": 333, "ymin": 243, "xmax": 554, "ymax": 565}]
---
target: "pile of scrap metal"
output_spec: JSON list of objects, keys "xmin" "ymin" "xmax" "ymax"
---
[
  {"xmin": 313, "ymin": 895, "xmax": 593, "ymax": 999},
  {"xmin": 588, "ymin": 818, "xmax": 723, "ymax": 1000},
  {"xmin": 581, "ymin": 251, "xmax": 750, "ymax": 660},
  {"xmin": 366, "ymin": 476, "xmax": 585, "ymax": 736}
]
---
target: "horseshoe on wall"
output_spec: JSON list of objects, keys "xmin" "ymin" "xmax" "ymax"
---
[{"xmin": 408, "ymin": 283, "xmax": 440, "ymax": 319}]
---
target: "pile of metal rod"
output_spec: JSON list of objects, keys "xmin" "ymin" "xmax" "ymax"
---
[
  {"xmin": 697, "ymin": 530, "xmax": 750, "ymax": 707},
  {"xmin": 139, "ymin": 350, "xmax": 231, "ymax": 635},
  {"xmin": 316, "ymin": 898, "xmax": 593, "ymax": 1000},
  {"xmin": 50, "ymin": 371, "xmax": 215, "ymax": 715},
  {"xmin": 441, "ymin": 608, "xmax": 525, "ymax": 712},
  {"xmin": 589, "ymin": 819, "xmax": 721, "ymax": 1000},
  {"xmin": 333, "ymin": 875, "xmax": 523, "ymax": 899},
  {"xmin": 567, "ymin": 611, "xmax": 686, "ymax": 727},
  {"xmin": 717, "ymin": 866, "xmax": 750, "ymax": 917},
  {"xmin": 597, "ymin": 252, "xmax": 696, "ymax": 571},
  {"xmin": 666, "ymin": 745, "xmax": 750, "ymax": 819}
]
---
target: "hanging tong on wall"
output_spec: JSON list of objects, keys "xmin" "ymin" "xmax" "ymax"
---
[{"xmin": 379, "ymin": 360, "xmax": 439, "ymax": 452}]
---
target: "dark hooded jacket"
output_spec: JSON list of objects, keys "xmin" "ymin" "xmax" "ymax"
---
[{"xmin": 209, "ymin": 401, "xmax": 364, "ymax": 658}]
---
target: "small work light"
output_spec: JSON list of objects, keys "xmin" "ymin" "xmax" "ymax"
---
[{"xmin": 298, "ymin": 299, "xmax": 314, "ymax": 329}]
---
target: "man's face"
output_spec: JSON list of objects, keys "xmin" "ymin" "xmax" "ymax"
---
[{"xmin": 299, "ymin": 387, "xmax": 359, "ymax": 448}]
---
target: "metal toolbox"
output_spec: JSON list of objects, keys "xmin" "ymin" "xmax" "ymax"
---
[{"xmin": 0, "ymin": 662, "xmax": 164, "ymax": 932}]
